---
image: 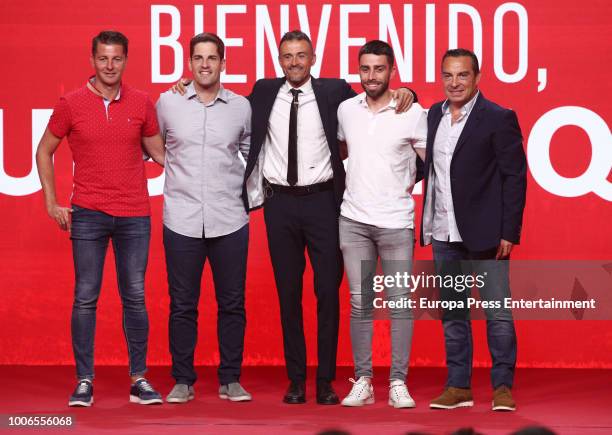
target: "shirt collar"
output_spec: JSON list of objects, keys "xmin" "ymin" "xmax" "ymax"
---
[
  {"xmin": 87, "ymin": 76, "xmax": 122, "ymax": 101},
  {"xmin": 282, "ymin": 77, "xmax": 313, "ymax": 94},
  {"xmin": 186, "ymin": 83, "xmax": 229, "ymax": 104},
  {"xmin": 441, "ymin": 90, "xmax": 480, "ymax": 115},
  {"xmin": 356, "ymin": 92, "xmax": 397, "ymax": 111}
]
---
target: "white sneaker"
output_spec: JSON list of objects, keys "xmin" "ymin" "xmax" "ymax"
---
[
  {"xmin": 388, "ymin": 379, "xmax": 416, "ymax": 408},
  {"xmin": 341, "ymin": 377, "xmax": 374, "ymax": 407}
]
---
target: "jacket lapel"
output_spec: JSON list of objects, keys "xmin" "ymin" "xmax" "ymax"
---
[
  {"xmin": 425, "ymin": 105, "xmax": 444, "ymax": 175},
  {"xmin": 452, "ymin": 92, "xmax": 485, "ymax": 157},
  {"xmin": 246, "ymin": 78, "xmax": 284, "ymax": 178},
  {"xmin": 312, "ymin": 78, "xmax": 332, "ymax": 149},
  {"xmin": 262, "ymin": 78, "xmax": 285, "ymax": 127}
]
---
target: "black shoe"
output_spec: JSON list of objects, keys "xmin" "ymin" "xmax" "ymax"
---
[
  {"xmin": 283, "ymin": 381, "xmax": 306, "ymax": 404},
  {"xmin": 129, "ymin": 378, "xmax": 163, "ymax": 405},
  {"xmin": 316, "ymin": 380, "xmax": 340, "ymax": 405},
  {"xmin": 69, "ymin": 379, "xmax": 94, "ymax": 407}
]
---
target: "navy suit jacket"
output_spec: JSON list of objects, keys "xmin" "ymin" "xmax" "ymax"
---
[
  {"xmin": 420, "ymin": 92, "xmax": 527, "ymax": 252},
  {"xmin": 242, "ymin": 77, "xmax": 356, "ymax": 211}
]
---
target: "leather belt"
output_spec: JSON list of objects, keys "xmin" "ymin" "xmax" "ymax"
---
[{"xmin": 266, "ymin": 179, "xmax": 334, "ymax": 196}]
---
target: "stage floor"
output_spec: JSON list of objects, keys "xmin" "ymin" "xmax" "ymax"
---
[{"xmin": 1, "ymin": 366, "xmax": 610, "ymax": 434}]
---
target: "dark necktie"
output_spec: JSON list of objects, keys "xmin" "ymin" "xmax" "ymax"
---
[{"xmin": 287, "ymin": 88, "xmax": 302, "ymax": 186}]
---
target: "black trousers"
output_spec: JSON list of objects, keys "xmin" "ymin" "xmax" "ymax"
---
[
  {"xmin": 263, "ymin": 189, "xmax": 343, "ymax": 382},
  {"xmin": 163, "ymin": 224, "xmax": 249, "ymax": 386}
]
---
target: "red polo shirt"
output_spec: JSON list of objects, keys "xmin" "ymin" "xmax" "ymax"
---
[{"xmin": 47, "ymin": 82, "xmax": 159, "ymax": 216}]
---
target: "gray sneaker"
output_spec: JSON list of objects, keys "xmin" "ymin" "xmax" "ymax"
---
[
  {"xmin": 166, "ymin": 384, "xmax": 194, "ymax": 403},
  {"xmin": 218, "ymin": 382, "xmax": 252, "ymax": 402}
]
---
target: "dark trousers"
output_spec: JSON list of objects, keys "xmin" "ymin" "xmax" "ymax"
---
[
  {"xmin": 70, "ymin": 205, "xmax": 151, "ymax": 380},
  {"xmin": 432, "ymin": 239, "xmax": 517, "ymax": 389},
  {"xmin": 164, "ymin": 224, "xmax": 249, "ymax": 386},
  {"xmin": 263, "ymin": 189, "xmax": 343, "ymax": 382}
]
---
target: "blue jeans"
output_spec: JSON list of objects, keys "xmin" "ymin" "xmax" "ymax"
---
[
  {"xmin": 432, "ymin": 239, "xmax": 517, "ymax": 389},
  {"xmin": 70, "ymin": 205, "xmax": 151, "ymax": 380}
]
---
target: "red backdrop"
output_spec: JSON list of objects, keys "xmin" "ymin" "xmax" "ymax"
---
[{"xmin": 0, "ymin": 0, "xmax": 611, "ymax": 368}]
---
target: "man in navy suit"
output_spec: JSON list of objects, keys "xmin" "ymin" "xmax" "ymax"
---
[
  {"xmin": 420, "ymin": 48, "xmax": 527, "ymax": 411},
  {"xmin": 242, "ymin": 31, "xmax": 415, "ymax": 405}
]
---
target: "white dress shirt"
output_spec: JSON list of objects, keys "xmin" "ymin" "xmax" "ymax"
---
[
  {"xmin": 262, "ymin": 78, "xmax": 333, "ymax": 186},
  {"xmin": 337, "ymin": 93, "xmax": 427, "ymax": 229},
  {"xmin": 432, "ymin": 91, "xmax": 479, "ymax": 242}
]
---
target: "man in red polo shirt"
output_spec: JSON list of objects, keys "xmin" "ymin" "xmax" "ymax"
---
[{"xmin": 35, "ymin": 30, "xmax": 165, "ymax": 407}]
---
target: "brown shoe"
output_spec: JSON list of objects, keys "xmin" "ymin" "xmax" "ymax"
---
[
  {"xmin": 492, "ymin": 385, "xmax": 516, "ymax": 411},
  {"xmin": 430, "ymin": 387, "xmax": 473, "ymax": 409}
]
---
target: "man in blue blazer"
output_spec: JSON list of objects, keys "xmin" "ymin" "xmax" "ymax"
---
[
  {"xmin": 242, "ymin": 31, "xmax": 415, "ymax": 405},
  {"xmin": 420, "ymin": 48, "xmax": 527, "ymax": 411}
]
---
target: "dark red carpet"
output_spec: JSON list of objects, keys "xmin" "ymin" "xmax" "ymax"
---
[{"xmin": 1, "ymin": 366, "xmax": 610, "ymax": 434}]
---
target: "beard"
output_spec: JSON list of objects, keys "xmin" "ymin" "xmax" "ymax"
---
[
  {"xmin": 285, "ymin": 66, "xmax": 309, "ymax": 87},
  {"xmin": 362, "ymin": 80, "xmax": 389, "ymax": 99}
]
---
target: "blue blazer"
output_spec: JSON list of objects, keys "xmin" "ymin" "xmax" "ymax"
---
[{"xmin": 420, "ymin": 92, "xmax": 527, "ymax": 252}]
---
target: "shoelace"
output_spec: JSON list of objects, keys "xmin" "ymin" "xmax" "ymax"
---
[
  {"xmin": 495, "ymin": 388, "xmax": 511, "ymax": 399},
  {"xmin": 76, "ymin": 381, "xmax": 91, "ymax": 395},
  {"xmin": 136, "ymin": 379, "xmax": 154, "ymax": 392},
  {"xmin": 346, "ymin": 378, "xmax": 369, "ymax": 398},
  {"xmin": 390, "ymin": 383, "xmax": 410, "ymax": 399}
]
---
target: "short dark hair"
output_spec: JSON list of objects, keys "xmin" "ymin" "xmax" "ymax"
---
[
  {"xmin": 442, "ymin": 48, "xmax": 480, "ymax": 74},
  {"xmin": 92, "ymin": 31, "xmax": 128, "ymax": 57},
  {"xmin": 359, "ymin": 40, "xmax": 395, "ymax": 67},
  {"xmin": 190, "ymin": 32, "xmax": 225, "ymax": 59},
  {"xmin": 279, "ymin": 30, "xmax": 312, "ymax": 50}
]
